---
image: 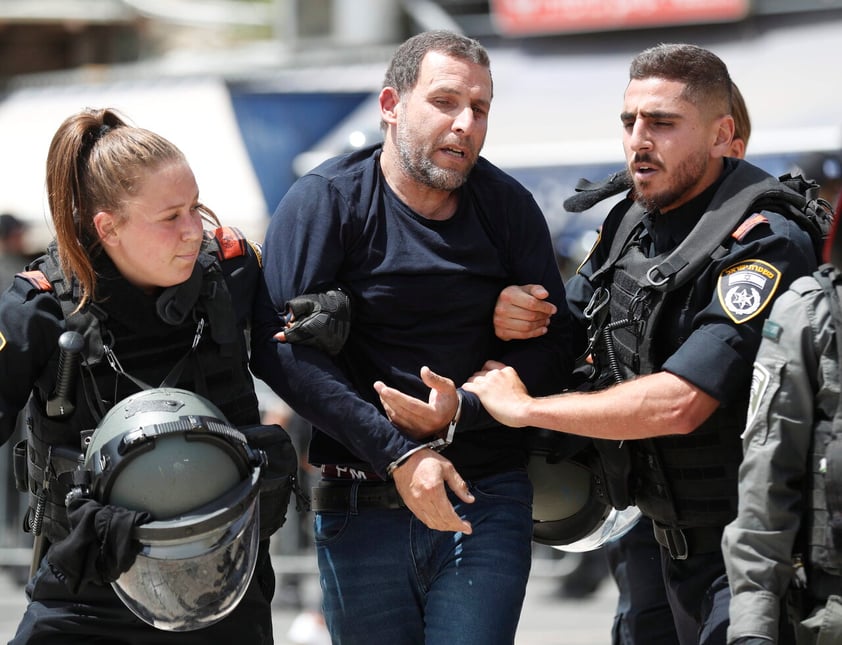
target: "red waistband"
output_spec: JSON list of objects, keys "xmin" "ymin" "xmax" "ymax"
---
[{"xmin": 320, "ymin": 464, "xmax": 383, "ymax": 481}]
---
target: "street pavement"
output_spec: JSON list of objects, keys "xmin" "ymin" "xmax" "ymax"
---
[{"xmin": 0, "ymin": 559, "xmax": 618, "ymax": 643}]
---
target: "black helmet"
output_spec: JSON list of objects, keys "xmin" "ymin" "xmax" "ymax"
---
[
  {"xmin": 83, "ymin": 387, "xmax": 264, "ymax": 631},
  {"xmin": 527, "ymin": 430, "xmax": 640, "ymax": 551}
]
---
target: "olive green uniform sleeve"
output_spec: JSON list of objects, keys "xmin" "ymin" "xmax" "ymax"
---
[{"xmin": 722, "ymin": 275, "xmax": 834, "ymax": 643}]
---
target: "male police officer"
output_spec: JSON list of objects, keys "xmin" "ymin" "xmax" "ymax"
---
[{"xmin": 464, "ymin": 43, "xmax": 818, "ymax": 645}]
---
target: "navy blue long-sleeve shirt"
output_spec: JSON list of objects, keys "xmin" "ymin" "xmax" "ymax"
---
[{"xmin": 251, "ymin": 145, "xmax": 585, "ymax": 479}]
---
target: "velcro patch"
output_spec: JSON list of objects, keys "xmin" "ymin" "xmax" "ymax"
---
[
  {"xmin": 214, "ymin": 226, "xmax": 247, "ymax": 260},
  {"xmin": 731, "ymin": 213, "xmax": 768, "ymax": 242},
  {"xmin": 762, "ymin": 318, "xmax": 783, "ymax": 342},
  {"xmin": 18, "ymin": 270, "xmax": 52, "ymax": 292},
  {"xmin": 745, "ymin": 361, "xmax": 771, "ymax": 433},
  {"xmin": 717, "ymin": 259, "xmax": 781, "ymax": 324}
]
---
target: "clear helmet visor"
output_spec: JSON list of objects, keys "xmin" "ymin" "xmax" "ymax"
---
[
  {"xmin": 551, "ymin": 505, "xmax": 642, "ymax": 553},
  {"xmin": 112, "ymin": 470, "xmax": 261, "ymax": 631},
  {"xmin": 529, "ymin": 452, "xmax": 642, "ymax": 551}
]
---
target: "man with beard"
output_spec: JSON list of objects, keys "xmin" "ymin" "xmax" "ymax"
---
[
  {"xmin": 250, "ymin": 30, "xmax": 583, "ymax": 645},
  {"xmin": 463, "ymin": 44, "xmax": 818, "ymax": 644}
]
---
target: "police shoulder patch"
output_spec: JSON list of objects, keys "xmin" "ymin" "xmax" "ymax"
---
[{"xmin": 717, "ymin": 259, "xmax": 781, "ymax": 324}]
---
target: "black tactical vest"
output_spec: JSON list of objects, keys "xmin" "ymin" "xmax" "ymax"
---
[
  {"xmin": 20, "ymin": 229, "xmax": 260, "ymax": 543},
  {"xmin": 598, "ymin": 237, "xmax": 745, "ymax": 528},
  {"xmin": 584, "ymin": 160, "xmax": 822, "ymax": 528}
]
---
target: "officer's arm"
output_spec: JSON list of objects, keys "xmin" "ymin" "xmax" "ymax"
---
[
  {"xmin": 0, "ymin": 277, "xmax": 64, "ymax": 444},
  {"xmin": 464, "ymin": 364, "xmax": 718, "ymax": 440},
  {"xmin": 275, "ymin": 288, "xmax": 351, "ymax": 355},
  {"xmin": 722, "ymin": 288, "xmax": 817, "ymax": 643}
]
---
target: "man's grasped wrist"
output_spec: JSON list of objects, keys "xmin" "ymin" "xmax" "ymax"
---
[
  {"xmin": 386, "ymin": 444, "xmax": 434, "ymax": 477},
  {"xmin": 386, "ymin": 394, "xmax": 462, "ymax": 478}
]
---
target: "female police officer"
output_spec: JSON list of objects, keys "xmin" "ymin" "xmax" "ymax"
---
[{"xmin": 0, "ymin": 108, "xmax": 275, "ymax": 644}]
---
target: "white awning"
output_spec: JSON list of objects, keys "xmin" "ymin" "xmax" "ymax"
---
[{"xmin": 0, "ymin": 77, "xmax": 268, "ymax": 252}]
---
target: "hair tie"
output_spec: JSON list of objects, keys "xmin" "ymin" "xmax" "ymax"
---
[{"xmin": 80, "ymin": 123, "xmax": 112, "ymax": 161}]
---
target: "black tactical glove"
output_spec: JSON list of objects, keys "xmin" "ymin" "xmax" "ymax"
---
[
  {"xmin": 46, "ymin": 496, "xmax": 151, "ymax": 594},
  {"xmin": 281, "ymin": 288, "xmax": 351, "ymax": 356},
  {"xmin": 563, "ymin": 169, "xmax": 632, "ymax": 212},
  {"xmin": 239, "ymin": 423, "xmax": 299, "ymax": 541}
]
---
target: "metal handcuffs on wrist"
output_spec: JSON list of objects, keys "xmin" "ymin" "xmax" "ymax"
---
[{"xmin": 386, "ymin": 392, "xmax": 463, "ymax": 477}]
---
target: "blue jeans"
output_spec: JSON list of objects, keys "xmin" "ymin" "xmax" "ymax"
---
[{"xmin": 314, "ymin": 470, "xmax": 533, "ymax": 645}]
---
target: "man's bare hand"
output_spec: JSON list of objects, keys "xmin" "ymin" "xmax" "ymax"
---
[
  {"xmin": 374, "ymin": 366, "xmax": 459, "ymax": 441},
  {"xmin": 494, "ymin": 284, "xmax": 557, "ymax": 341},
  {"xmin": 392, "ymin": 449, "xmax": 474, "ymax": 533},
  {"xmin": 464, "ymin": 360, "xmax": 531, "ymax": 428}
]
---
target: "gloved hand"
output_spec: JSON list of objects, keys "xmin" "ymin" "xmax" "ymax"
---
[
  {"xmin": 46, "ymin": 496, "xmax": 151, "ymax": 594},
  {"xmin": 276, "ymin": 288, "xmax": 352, "ymax": 356},
  {"xmin": 239, "ymin": 423, "xmax": 300, "ymax": 540},
  {"xmin": 563, "ymin": 169, "xmax": 632, "ymax": 212}
]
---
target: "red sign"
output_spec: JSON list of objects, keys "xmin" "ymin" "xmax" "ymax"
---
[{"xmin": 491, "ymin": 0, "xmax": 750, "ymax": 36}]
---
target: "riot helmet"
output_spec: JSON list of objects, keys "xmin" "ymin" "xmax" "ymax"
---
[
  {"xmin": 527, "ymin": 429, "xmax": 640, "ymax": 551},
  {"xmin": 83, "ymin": 387, "xmax": 264, "ymax": 631}
]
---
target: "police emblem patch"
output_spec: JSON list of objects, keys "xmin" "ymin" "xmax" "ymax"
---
[{"xmin": 717, "ymin": 259, "xmax": 781, "ymax": 324}]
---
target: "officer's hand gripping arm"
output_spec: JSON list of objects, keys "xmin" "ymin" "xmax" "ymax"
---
[{"xmin": 274, "ymin": 288, "xmax": 351, "ymax": 355}]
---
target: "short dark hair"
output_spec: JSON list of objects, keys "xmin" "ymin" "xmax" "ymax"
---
[
  {"xmin": 383, "ymin": 30, "xmax": 491, "ymax": 96},
  {"xmin": 629, "ymin": 43, "xmax": 732, "ymax": 118}
]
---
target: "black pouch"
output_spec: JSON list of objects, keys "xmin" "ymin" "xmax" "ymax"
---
[
  {"xmin": 572, "ymin": 375, "xmax": 635, "ymax": 510},
  {"xmin": 239, "ymin": 423, "xmax": 298, "ymax": 541},
  {"xmin": 591, "ymin": 438, "xmax": 634, "ymax": 510}
]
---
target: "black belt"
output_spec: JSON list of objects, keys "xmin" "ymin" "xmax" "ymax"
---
[
  {"xmin": 652, "ymin": 523, "xmax": 724, "ymax": 560},
  {"xmin": 311, "ymin": 481, "xmax": 406, "ymax": 512}
]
